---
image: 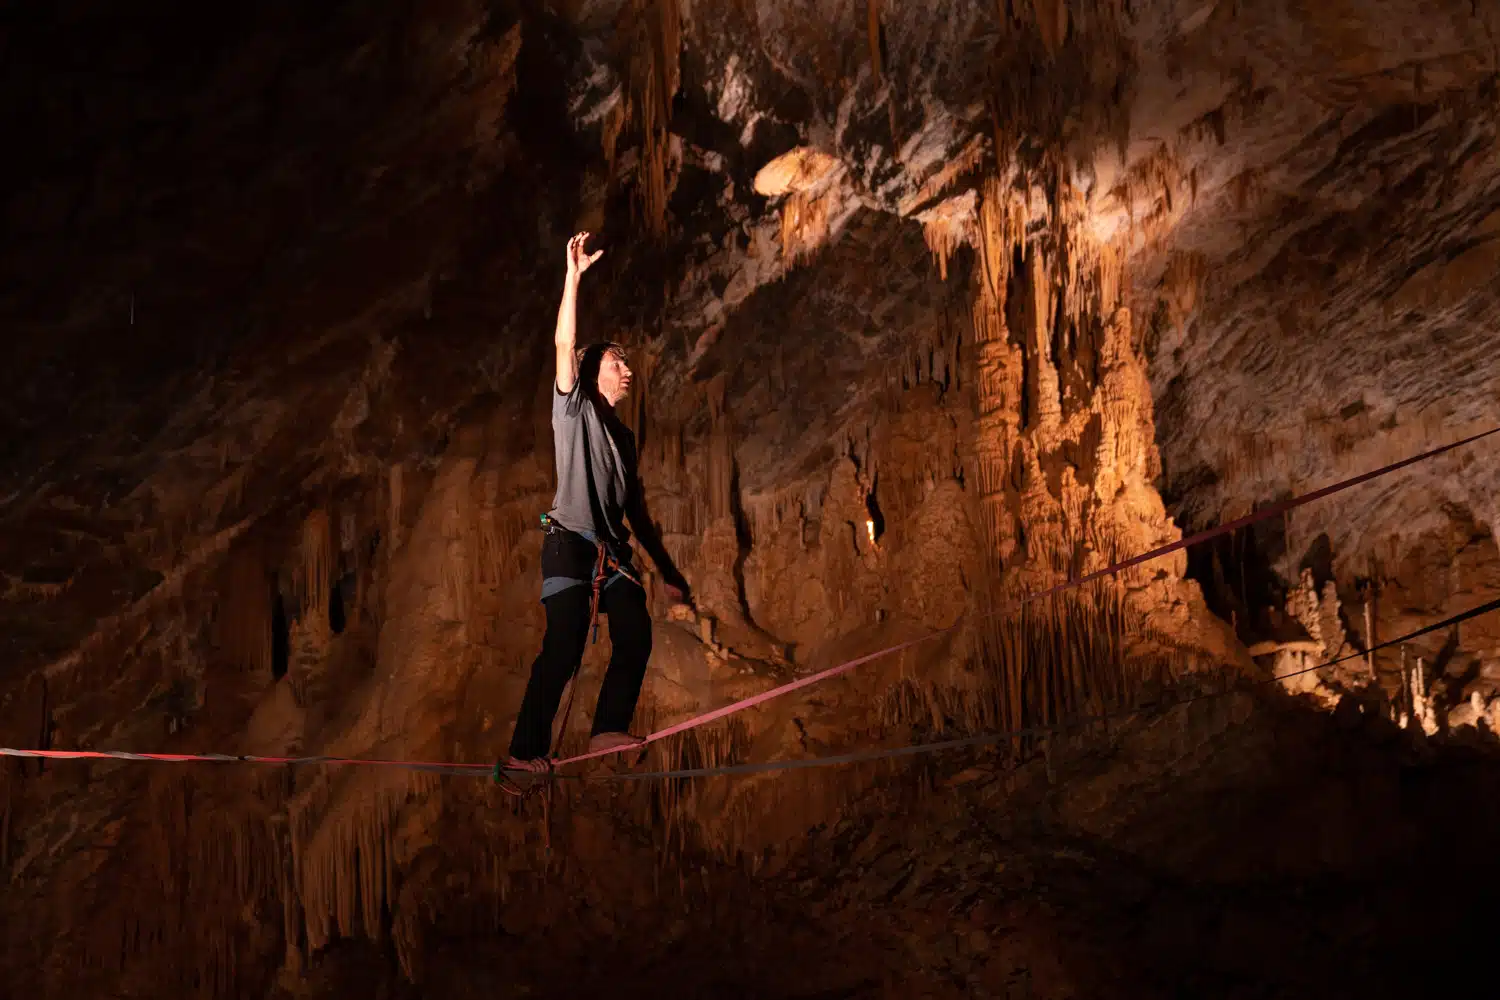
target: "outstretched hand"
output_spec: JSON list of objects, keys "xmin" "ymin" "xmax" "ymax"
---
[{"xmin": 565, "ymin": 231, "xmax": 603, "ymax": 281}]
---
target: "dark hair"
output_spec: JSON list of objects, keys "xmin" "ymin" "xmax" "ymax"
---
[{"xmin": 574, "ymin": 342, "xmax": 628, "ymax": 395}]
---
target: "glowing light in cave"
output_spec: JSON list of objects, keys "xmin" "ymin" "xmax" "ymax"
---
[{"xmin": 865, "ymin": 518, "xmax": 877, "ymax": 546}]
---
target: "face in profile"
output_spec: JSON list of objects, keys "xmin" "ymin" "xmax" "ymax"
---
[{"xmin": 596, "ymin": 349, "xmax": 633, "ymax": 406}]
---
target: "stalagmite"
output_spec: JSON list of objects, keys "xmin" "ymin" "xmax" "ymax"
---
[{"xmin": 1408, "ymin": 656, "xmax": 1439, "ymax": 735}]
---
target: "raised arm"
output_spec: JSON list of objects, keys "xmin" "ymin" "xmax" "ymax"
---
[{"xmin": 555, "ymin": 232, "xmax": 602, "ymax": 394}]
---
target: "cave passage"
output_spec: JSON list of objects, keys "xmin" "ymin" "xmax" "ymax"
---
[{"xmin": 5, "ymin": 1, "xmax": 1500, "ymax": 998}]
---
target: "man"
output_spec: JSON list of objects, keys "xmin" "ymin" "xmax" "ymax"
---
[{"xmin": 501, "ymin": 231, "xmax": 687, "ymax": 780}]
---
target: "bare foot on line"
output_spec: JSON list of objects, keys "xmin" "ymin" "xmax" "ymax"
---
[{"xmin": 588, "ymin": 732, "xmax": 646, "ymax": 754}]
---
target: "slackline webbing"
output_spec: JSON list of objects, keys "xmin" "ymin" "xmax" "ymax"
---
[
  {"xmin": 2, "ymin": 427, "xmax": 1495, "ymax": 781},
  {"xmin": 591, "ymin": 594, "xmax": 1500, "ymax": 782},
  {"xmin": 553, "ymin": 424, "xmax": 1499, "ymax": 768},
  {"xmin": 3, "ymin": 596, "xmax": 1493, "ymax": 782}
]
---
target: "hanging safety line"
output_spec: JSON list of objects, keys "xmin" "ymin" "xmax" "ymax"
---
[
  {"xmin": 553, "ymin": 424, "xmax": 1500, "ymax": 767},
  {"xmin": 589, "ymin": 594, "xmax": 1500, "ymax": 782}
]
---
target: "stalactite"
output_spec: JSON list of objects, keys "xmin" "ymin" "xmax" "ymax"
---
[
  {"xmin": 1159, "ymin": 250, "xmax": 1207, "ymax": 336},
  {"xmin": 470, "ymin": 469, "xmax": 532, "ymax": 644},
  {"xmin": 706, "ymin": 376, "xmax": 734, "ymax": 522},
  {"xmin": 72, "ymin": 771, "xmax": 285, "ymax": 1000},
  {"xmin": 931, "ymin": 131, "xmax": 1199, "ymax": 744},
  {"xmin": 780, "ymin": 187, "xmax": 832, "ymax": 264},
  {"xmin": 291, "ymin": 768, "xmax": 436, "ymax": 958},
  {"xmin": 970, "ymin": 176, "xmax": 1028, "ymax": 574},
  {"xmin": 0, "ymin": 779, "xmax": 10, "ymax": 871},
  {"xmin": 388, "ymin": 463, "xmax": 405, "ymax": 552},
  {"xmin": 216, "ymin": 539, "xmax": 271, "ymax": 676},
  {"xmin": 1022, "ymin": 243, "xmax": 1063, "ymax": 434},
  {"xmin": 1109, "ymin": 143, "xmax": 1185, "ymax": 249},
  {"xmin": 1032, "ymin": 0, "xmax": 1070, "ymax": 56},
  {"xmin": 923, "ymin": 209, "xmax": 969, "ymax": 281},
  {"xmin": 602, "ymin": 97, "xmax": 629, "ymax": 178},
  {"xmin": 976, "ymin": 174, "xmax": 1025, "ymax": 309},
  {"xmin": 620, "ymin": 342, "xmax": 654, "ymax": 440},
  {"xmin": 610, "ymin": 0, "xmax": 682, "ymax": 237},
  {"xmin": 628, "ymin": 564, "xmax": 1169, "ymax": 868},
  {"xmin": 296, "ymin": 510, "xmax": 333, "ymax": 624}
]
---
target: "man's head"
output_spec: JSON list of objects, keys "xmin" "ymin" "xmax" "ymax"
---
[{"xmin": 576, "ymin": 342, "xmax": 633, "ymax": 407}]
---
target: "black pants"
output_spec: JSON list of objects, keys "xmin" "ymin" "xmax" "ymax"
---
[{"xmin": 508, "ymin": 579, "xmax": 653, "ymax": 760}]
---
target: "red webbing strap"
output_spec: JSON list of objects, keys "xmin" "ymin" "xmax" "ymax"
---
[
  {"xmin": 9, "ymin": 596, "xmax": 1497, "ymax": 783},
  {"xmin": 594, "ymin": 594, "xmax": 1500, "ymax": 781},
  {"xmin": 3, "ymin": 427, "xmax": 1494, "ymax": 779}
]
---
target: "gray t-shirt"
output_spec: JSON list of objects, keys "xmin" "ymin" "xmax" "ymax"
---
[{"xmin": 547, "ymin": 381, "xmax": 635, "ymax": 548}]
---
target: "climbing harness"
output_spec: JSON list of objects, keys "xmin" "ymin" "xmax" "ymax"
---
[
  {"xmin": 539, "ymin": 512, "xmax": 641, "ymax": 643},
  {"xmin": 6, "ymin": 426, "xmax": 1499, "ymax": 785}
]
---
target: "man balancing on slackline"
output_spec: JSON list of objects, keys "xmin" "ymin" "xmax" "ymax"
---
[{"xmin": 498, "ymin": 231, "xmax": 690, "ymax": 785}]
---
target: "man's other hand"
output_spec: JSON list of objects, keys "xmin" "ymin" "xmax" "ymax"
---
[{"xmin": 663, "ymin": 581, "xmax": 694, "ymax": 622}]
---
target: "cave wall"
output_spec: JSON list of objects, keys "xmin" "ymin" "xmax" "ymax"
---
[{"xmin": 4, "ymin": 1, "xmax": 1500, "ymax": 997}]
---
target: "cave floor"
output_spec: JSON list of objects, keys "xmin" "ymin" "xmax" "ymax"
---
[{"xmin": 293, "ymin": 693, "xmax": 1500, "ymax": 1000}]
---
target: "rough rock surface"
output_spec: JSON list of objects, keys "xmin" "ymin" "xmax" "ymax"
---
[{"xmin": 3, "ymin": 1, "xmax": 1500, "ymax": 997}]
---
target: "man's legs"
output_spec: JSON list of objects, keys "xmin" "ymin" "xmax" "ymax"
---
[
  {"xmin": 508, "ymin": 586, "xmax": 592, "ymax": 761},
  {"xmin": 590, "ymin": 579, "xmax": 652, "ymax": 738}
]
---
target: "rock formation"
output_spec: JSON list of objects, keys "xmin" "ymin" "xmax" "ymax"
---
[{"xmin": 3, "ymin": 1, "xmax": 1500, "ymax": 997}]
